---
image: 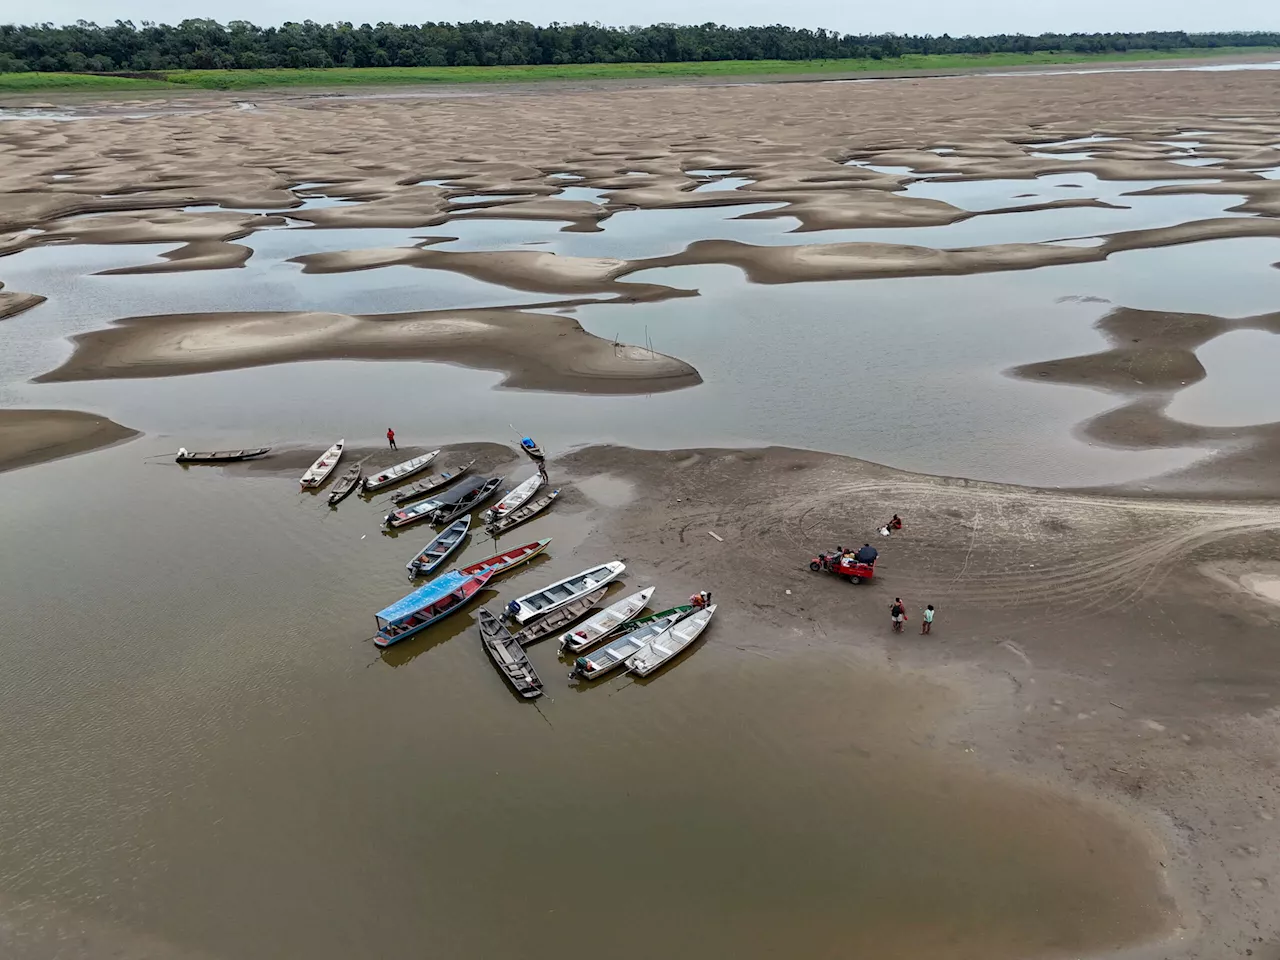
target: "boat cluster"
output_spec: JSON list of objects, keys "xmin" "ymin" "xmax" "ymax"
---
[{"xmin": 177, "ymin": 436, "xmax": 714, "ymax": 698}]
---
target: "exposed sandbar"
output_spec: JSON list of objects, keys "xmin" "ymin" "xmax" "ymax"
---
[
  {"xmin": 35, "ymin": 308, "xmax": 702, "ymax": 394},
  {"xmin": 0, "ymin": 408, "xmax": 139, "ymax": 473},
  {"xmin": 0, "ymin": 283, "xmax": 46, "ymax": 320}
]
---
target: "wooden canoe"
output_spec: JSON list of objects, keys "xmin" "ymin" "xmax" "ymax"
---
[
  {"xmin": 459, "ymin": 538, "xmax": 551, "ymax": 578},
  {"xmin": 327, "ymin": 464, "xmax": 363, "ymax": 506},
  {"xmin": 479, "ymin": 609, "xmax": 543, "ymax": 699},
  {"xmin": 385, "ymin": 475, "xmax": 485, "ymax": 528},
  {"xmin": 487, "ymin": 489, "xmax": 559, "ymax": 535},
  {"xmin": 175, "ymin": 446, "xmax": 270, "ymax": 463},
  {"xmin": 506, "ymin": 561, "xmax": 625, "ymax": 626},
  {"xmin": 363, "ymin": 450, "xmax": 440, "ymax": 492},
  {"xmin": 481, "ymin": 472, "xmax": 544, "ymax": 524},
  {"xmin": 392, "ymin": 459, "xmax": 476, "ymax": 505},
  {"xmin": 300, "ymin": 440, "xmax": 344, "ymax": 489},
  {"xmin": 557, "ymin": 587, "xmax": 655, "ymax": 653},
  {"xmin": 512, "ymin": 585, "xmax": 608, "ymax": 646},
  {"xmin": 626, "ymin": 605, "xmax": 716, "ymax": 677},
  {"xmin": 406, "ymin": 516, "xmax": 471, "ymax": 579},
  {"xmin": 431, "ymin": 475, "xmax": 504, "ymax": 525}
]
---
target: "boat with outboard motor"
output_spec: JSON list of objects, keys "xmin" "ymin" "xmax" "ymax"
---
[{"xmin": 373, "ymin": 567, "xmax": 493, "ymax": 648}]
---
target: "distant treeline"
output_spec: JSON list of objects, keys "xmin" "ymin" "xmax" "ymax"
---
[{"xmin": 1, "ymin": 20, "xmax": 1278, "ymax": 73}]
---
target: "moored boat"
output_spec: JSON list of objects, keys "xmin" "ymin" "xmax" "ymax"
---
[
  {"xmin": 327, "ymin": 464, "xmax": 363, "ymax": 506},
  {"xmin": 505, "ymin": 561, "xmax": 625, "ymax": 626},
  {"xmin": 373, "ymin": 567, "xmax": 494, "ymax": 648},
  {"xmin": 459, "ymin": 538, "xmax": 552, "ymax": 578},
  {"xmin": 385, "ymin": 474, "xmax": 485, "ymax": 528},
  {"xmin": 176, "ymin": 446, "xmax": 271, "ymax": 464},
  {"xmin": 519, "ymin": 436, "xmax": 545, "ymax": 460},
  {"xmin": 406, "ymin": 516, "xmax": 471, "ymax": 579},
  {"xmin": 431, "ymin": 475, "xmax": 504, "ymax": 525},
  {"xmin": 487, "ymin": 489, "xmax": 559, "ymax": 535},
  {"xmin": 626, "ymin": 605, "xmax": 717, "ymax": 677},
  {"xmin": 481, "ymin": 472, "xmax": 544, "ymax": 525},
  {"xmin": 478, "ymin": 609, "xmax": 543, "ymax": 699},
  {"xmin": 557, "ymin": 587, "xmax": 655, "ymax": 653},
  {"xmin": 363, "ymin": 450, "xmax": 440, "ymax": 492},
  {"xmin": 300, "ymin": 440, "xmax": 344, "ymax": 490},
  {"xmin": 512, "ymin": 585, "xmax": 608, "ymax": 646},
  {"xmin": 572, "ymin": 607, "xmax": 690, "ymax": 679},
  {"xmin": 392, "ymin": 459, "xmax": 476, "ymax": 505}
]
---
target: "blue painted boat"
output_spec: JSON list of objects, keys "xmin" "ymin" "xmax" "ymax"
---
[
  {"xmin": 373, "ymin": 567, "xmax": 494, "ymax": 648},
  {"xmin": 405, "ymin": 516, "xmax": 470, "ymax": 579}
]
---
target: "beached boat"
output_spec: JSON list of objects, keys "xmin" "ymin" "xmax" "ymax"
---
[
  {"xmin": 373, "ymin": 567, "xmax": 493, "ymax": 648},
  {"xmin": 385, "ymin": 474, "xmax": 485, "ymax": 528},
  {"xmin": 505, "ymin": 561, "xmax": 625, "ymax": 626},
  {"xmin": 459, "ymin": 538, "xmax": 552, "ymax": 578},
  {"xmin": 392, "ymin": 459, "xmax": 476, "ymax": 505},
  {"xmin": 300, "ymin": 440, "xmax": 344, "ymax": 490},
  {"xmin": 487, "ymin": 489, "xmax": 559, "ymax": 535},
  {"xmin": 512, "ymin": 585, "xmax": 608, "ymax": 646},
  {"xmin": 327, "ymin": 465, "xmax": 363, "ymax": 506},
  {"xmin": 481, "ymin": 472, "xmax": 544, "ymax": 525},
  {"xmin": 406, "ymin": 516, "xmax": 471, "ymax": 579},
  {"xmin": 478, "ymin": 609, "xmax": 543, "ymax": 699},
  {"xmin": 572, "ymin": 608, "xmax": 690, "ymax": 679},
  {"xmin": 605, "ymin": 604, "xmax": 695, "ymax": 645},
  {"xmin": 175, "ymin": 446, "xmax": 270, "ymax": 464},
  {"xmin": 431, "ymin": 475, "xmax": 504, "ymax": 525},
  {"xmin": 519, "ymin": 436, "xmax": 545, "ymax": 461},
  {"xmin": 557, "ymin": 587, "xmax": 655, "ymax": 653},
  {"xmin": 363, "ymin": 450, "xmax": 440, "ymax": 492},
  {"xmin": 626, "ymin": 605, "xmax": 717, "ymax": 677}
]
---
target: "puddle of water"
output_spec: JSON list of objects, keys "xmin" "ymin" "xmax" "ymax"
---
[
  {"xmin": 50, "ymin": 173, "xmax": 77, "ymax": 180},
  {"xmin": 684, "ymin": 168, "xmax": 737, "ymax": 176},
  {"xmin": 903, "ymin": 173, "xmax": 1221, "ymax": 211},
  {"xmin": 448, "ymin": 194, "xmax": 534, "ymax": 205},
  {"xmin": 553, "ymin": 186, "xmax": 610, "ymax": 203},
  {"xmin": 692, "ymin": 177, "xmax": 755, "ymax": 193},
  {"xmin": 1170, "ymin": 158, "xmax": 1223, "ymax": 167},
  {"xmin": 548, "ymin": 172, "xmax": 583, "ymax": 180},
  {"xmin": 928, "ymin": 148, "xmax": 956, "ymax": 155},
  {"xmin": 1029, "ymin": 151, "xmax": 1094, "ymax": 160},
  {"xmin": 1036, "ymin": 136, "xmax": 1127, "ymax": 149},
  {"xmin": 844, "ymin": 160, "xmax": 920, "ymax": 176},
  {"xmin": 1166, "ymin": 329, "xmax": 1280, "ymax": 427},
  {"xmin": 573, "ymin": 472, "xmax": 637, "ymax": 507}
]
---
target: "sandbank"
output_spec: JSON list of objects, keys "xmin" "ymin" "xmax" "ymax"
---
[{"xmin": 0, "ymin": 408, "xmax": 139, "ymax": 472}]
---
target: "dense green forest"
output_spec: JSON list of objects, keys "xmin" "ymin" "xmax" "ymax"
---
[{"xmin": 1, "ymin": 20, "xmax": 1278, "ymax": 73}]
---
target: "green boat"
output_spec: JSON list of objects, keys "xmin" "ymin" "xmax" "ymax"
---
[{"xmin": 561, "ymin": 604, "xmax": 694, "ymax": 656}]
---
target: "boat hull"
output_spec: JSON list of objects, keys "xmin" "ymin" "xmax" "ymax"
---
[
  {"xmin": 363, "ymin": 450, "xmax": 440, "ymax": 492},
  {"xmin": 510, "ymin": 561, "xmax": 625, "ymax": 626},
  {"xmin": 627, "ymin": 606, "xmax": 716, "ymax": 677}
]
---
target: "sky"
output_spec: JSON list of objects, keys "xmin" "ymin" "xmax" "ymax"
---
[{"xmin": 20, "ymin": 0, "xmax": 1280, "ymax": 34}]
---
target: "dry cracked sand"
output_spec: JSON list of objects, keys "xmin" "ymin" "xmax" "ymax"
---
[{"xmin": 3, "ymin": 63, "xmax": 1280, "ymax": 960}]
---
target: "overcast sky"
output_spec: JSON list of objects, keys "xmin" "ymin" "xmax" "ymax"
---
[{"xmin": 21, "ymin": 0, "xmax": 1280, "ymax": 34}]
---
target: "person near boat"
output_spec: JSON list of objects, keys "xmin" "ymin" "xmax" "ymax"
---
[
  {"xmin": 690, "ymin": 590, "xmax": 712, "ymax": 609},
  {"xmin": 387, "ymin": 427, "xmax": 397, "ymax": 450}
]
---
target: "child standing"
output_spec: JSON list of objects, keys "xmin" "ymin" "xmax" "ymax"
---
[{"xmin": 921, "ymin": 604, "xmax": 935, "ymax": 635}]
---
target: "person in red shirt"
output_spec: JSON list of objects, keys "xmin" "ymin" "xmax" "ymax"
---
[{"xmin": 386, "ymin": 428, "xmax": 397, "ymax": 450}]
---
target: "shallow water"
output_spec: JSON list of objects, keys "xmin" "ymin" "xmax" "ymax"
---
[{"xmin": 1166, "ymin": 328, "xmax": 1280, "ymax": 426}]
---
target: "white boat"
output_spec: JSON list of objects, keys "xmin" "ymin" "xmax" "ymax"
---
[
  {"xmin": 626, "ymin": 605, "xmax": 716, "ymax": 677},
  {"xmin": 572, "ymin": 608, "xmax": 691, "ymax": 680},
  {"xmin": 363, "ymin": 450, "xmax": 440, "ymax": 492},
  {"xmin": 505, "ymin": 561, "xmax": 625, "ymax": 626},
  {"xmin": 558, "ymin": 587, "xmax": 654, "ymax": 653},
  {"xmin": 481, "ymin": 472, "xmax": 544, "ymax": 524},
  {"xmin": 300, "ymin": 439, "xmax": 344, "ymax": 489}
]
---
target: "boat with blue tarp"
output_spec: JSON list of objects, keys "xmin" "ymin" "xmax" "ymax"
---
[{"xmin": 373, "ymin": 567, "xmax": 494, "ymax": 648}]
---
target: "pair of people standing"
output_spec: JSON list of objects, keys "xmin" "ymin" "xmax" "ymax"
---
[{"xmin": 889, "ymin": 599, "xmax": 935, "ymax": 634}]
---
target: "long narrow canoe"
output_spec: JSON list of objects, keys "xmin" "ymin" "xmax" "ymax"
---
[
  {"xmin": 557, "ymin": 587, "xmax": 655, "ymax": 653},
  {"xmin": 385, "ymin": 474, "xmax": 485, "ymax": 528},
  {"xmin": 176, "ymin": 446, "xmax": 270, "ymax": 463},
  {"xmin": 363, "ymin": 450, "xmax": 440, "ymax": 492},
  {"xmin": 512, "ymin": 585, "xmax": 608, "ymax": 647},
  {"xmin": 519, "ymin": 436, "xmax": 545, "ymax": 461},
  {"xmin": 406, "ymin": 516, "xmax": 470, "ymax": 579},
  {"xmin": 432, "ymin": 475, "xmax": 504, "ymax": 525},
  {"xmin": 327, "ymin": 464, "xmax": 363, "ymax": 506},
  {"xmin": 506, "ymin": 561, "xmax": 625, "ymax": 626},
  {"xmin": 459, "ymin": 538, "xmax": 551, "ymax": 578},
  {"xmin": 612, "ymin": 605, "xmax": 694, "ymax": 641},
  {"xmin": 572, "ymin": 608, "xmax": 690, "ymax": 680},
  {"xmin": 481, "ymin": 472, "xmax": 544, "ymax": 525},
  {"xmin": 478, "ymin": 609, "xmax": 543, "ymax": 699},
  {"xmin": 300, "ymin": 440, "xmax": 344, "ymax": 490},
  {"xmin": 627, "ymin": 605, "xmax": 717, "ymax": 677},
  {"xmin": 487, "ymin": 489, "xmax": 559, "ymax": 535},
  {"xmin": 373, "ymin": 567, "xmax": 493, "ymax": 648},
  {"xmin": 392, "ymin": 459, "xmax": 476, "ymax": 505}
]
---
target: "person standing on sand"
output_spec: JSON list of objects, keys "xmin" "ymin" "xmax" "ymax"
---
[
  {"xmin": 921, "ymin": 604, "xmax": 934, "ymax": 635},
  {"xmin": 387, "ymin": 428, "xmax": 397, "ymax": 450}
]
